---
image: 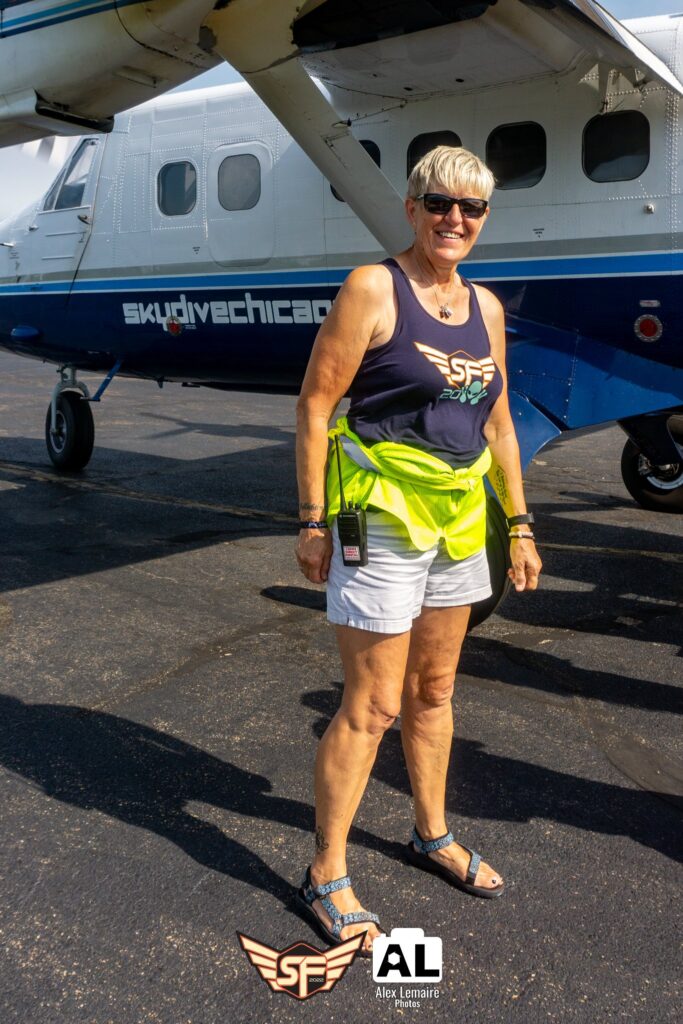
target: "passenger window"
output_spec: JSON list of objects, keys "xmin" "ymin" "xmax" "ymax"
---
[
  {"xmin": 158, "ymin": 161, "xmax": 197, "ymax": 216},
  {"xmin": 218, "ymin": 154, "xmax": 261, "ymax": 211},
  {"xmin": 583, "ymin": 110, "xmax": 650, "ymax": 182},
  {"xmin": 407, "ymin": 131, "xmax": 461, "ymax": 176},
  {"xmin": 331, "ymin": 140, "xmax": 381, "ymax": 202},
  {"xmin": 486, "ymin": 122, "xmax": 546, "ymax": 190},
  {"xmin": 44, "ymin": 139, "xmax": 97, "ymax": 211}
]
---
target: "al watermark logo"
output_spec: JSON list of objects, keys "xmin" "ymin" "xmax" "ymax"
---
[
  {"xmin": 237, "ymin": 932, "xmax": 363, "ymax": 999},
  {"xmin": 373, "ymin": 928, "xmax": 442, "ymax": 1008}
]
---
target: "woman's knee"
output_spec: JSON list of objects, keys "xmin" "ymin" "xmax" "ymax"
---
[
  {"xmin": 343, "ymin": 692, "xmax": 401, "ymax": 736},
  {"xmin": 409, "ymin": 672, "xmax": 455, "ymax": 709}
]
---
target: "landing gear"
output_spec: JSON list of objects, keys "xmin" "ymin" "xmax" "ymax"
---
[
  {"xmin": 45, "ymin": 390, "xmax": 94, "ymax": 471},
  {"xmin": 620, "ymin": 418, "xmax": 683, "ymax": 513},
  {"xmin": 44, "ymin": 362, "xmax": 121, "ymax": 472},
  {"xmin": 469, "ymin": 495, "xmax": 511, "ymax": 630}
]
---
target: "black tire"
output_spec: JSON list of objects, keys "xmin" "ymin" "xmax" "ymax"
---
[
  {"xmin": 469, "ymin": 495, "xmax": 512, "ymax": 630},
  {"xmin": 620, "ymin": 421, "xmax": 683, "ymax": 513},
  {"xmin": 45, "ymin": 391, "xmax": 95, "ymax": 471}
]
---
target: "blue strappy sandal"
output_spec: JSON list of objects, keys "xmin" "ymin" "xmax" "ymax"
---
[
  {"xmin": 295, "ymin": 867, "xmax": 384, "ymax": 957},
  {"xmin": 405, "ymin": 827, "xmax": 505, "ymax": 899}
]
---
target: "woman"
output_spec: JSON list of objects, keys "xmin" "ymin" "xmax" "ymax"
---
[{"xmin": 294, "ymin": 146, "xmax": 541, "ymax": 955}]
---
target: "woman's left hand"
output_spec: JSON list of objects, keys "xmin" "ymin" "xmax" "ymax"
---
[{"xmin": 508, "ymin": 538, "xmax": 542, "ymax": 592}]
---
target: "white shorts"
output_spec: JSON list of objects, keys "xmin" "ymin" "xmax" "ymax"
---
[{"xmin": 327, "ymin": 511, "xmax": 492, "ymax": 634}]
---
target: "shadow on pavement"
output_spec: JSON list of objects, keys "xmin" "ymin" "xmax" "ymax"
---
[
  {"xmin": 0, "ymin": 694, "xmax": 403, "ymax": 904},
  {"xmin": 303, "ymin": 682, "xmax": 683, "ymax": 864},
  {"xmin": 136, "ymin": 412, "xmax": 296, "ymax": 446},
  {"xmin": 0, "ymin": 439, "xmax": 297, "ymax": 595},
  {"xmin": 461, "ymin": 636, "xmax": 683, "ymax": 715}
]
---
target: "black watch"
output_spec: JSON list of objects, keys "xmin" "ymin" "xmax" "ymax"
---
[{"xmin": 506, "ymin": 512, "xmax": 535, "ymax": 527}]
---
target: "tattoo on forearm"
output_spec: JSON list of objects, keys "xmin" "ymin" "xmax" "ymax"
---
[
  {"xmin": 493, "ymin": 466, "xmax": 509, "ymax": 504},
  {"xmin": 300, "ymin": 502, "xmax": 325, "ymax": 514},
  {"xmin": 315, "ymin": 827, "xmax": 329, "ymax": 853}
]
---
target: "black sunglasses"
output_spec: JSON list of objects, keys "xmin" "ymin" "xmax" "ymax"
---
[{"xmin": 415, "ymin": 193, "xmax": 488, "ymax": 219}]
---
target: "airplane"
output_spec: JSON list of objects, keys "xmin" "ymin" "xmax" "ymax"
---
[{"xmin": 1, "ymin": 0, "xmax": 682, "ymax": 624}]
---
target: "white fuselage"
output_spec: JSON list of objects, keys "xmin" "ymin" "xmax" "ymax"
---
[
  {"xmin": 0, "ymin": 14, "xmax": 681, "ymax": 449},
  {"xmin": 3, "ymin": 15, "xmax": 681, "ymax": 291}
]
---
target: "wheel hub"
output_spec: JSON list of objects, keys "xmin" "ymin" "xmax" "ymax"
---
[
  {"xmin": 637, "ymin": 444, "xmax": 683, "ymax": 491},
  {"xmin": 50, "ymin": 410, "xmax": 67, "ymax": 454}
]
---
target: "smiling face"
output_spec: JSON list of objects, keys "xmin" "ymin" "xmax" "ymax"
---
[{"xmin": 405, "ymin": 184, "xmax": 490, "ymax": 270}]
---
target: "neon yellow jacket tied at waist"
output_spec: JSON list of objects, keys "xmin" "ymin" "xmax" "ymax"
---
[{"xmin": 326, "ymin": 417, "xmax": 491, "ymax": 561}]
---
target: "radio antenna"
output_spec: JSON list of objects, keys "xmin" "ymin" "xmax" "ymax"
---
[{"xmin": 334, "ymin": 436, "xmax": 347, "ymax": 511}]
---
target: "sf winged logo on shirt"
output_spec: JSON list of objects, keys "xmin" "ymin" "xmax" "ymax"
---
[
  {"xmin": 237, "ymin": 932, "xmax": 364, "ymax": 999},
  {"xmin": 414, "ymin": 342, "xmax": 497, "ymax": 404}
]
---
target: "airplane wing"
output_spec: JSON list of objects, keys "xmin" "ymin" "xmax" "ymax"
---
[
  {"xmin": 205, "ymin": 0, "xmax": 683, "ymax": 253},
  {"xmin": 291, "ymin": 0, "xmax": 683, "ymax": 99},
  {"xmin": 0, "ymin": 0, "xmax": 219, "ymax": 148},
  {"xmin": 3, "ymin": 1, "xmax": 681, "ymax": 250}
]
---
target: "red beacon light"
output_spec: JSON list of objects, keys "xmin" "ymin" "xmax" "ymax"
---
[{"xmin": 634, "ymin": 314, "xmax": 663, "ymax": 342}]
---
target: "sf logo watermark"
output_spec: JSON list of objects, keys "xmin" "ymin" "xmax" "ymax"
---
[
  {"xmin": 373, "ymin": 927, "xmax": 442, "ymax": 983},
  {"xmin": 237, "ymin": 932, "xmax": 363, "ymax": 999}
]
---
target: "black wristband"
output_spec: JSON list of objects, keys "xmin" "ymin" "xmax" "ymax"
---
[
  {"xmin": 299, "ymin": 521, "xmax": 329, "ymax": 530},
  {"xmin": 507, "ymin": 512, "xmax": 535, "ymax": 527}
]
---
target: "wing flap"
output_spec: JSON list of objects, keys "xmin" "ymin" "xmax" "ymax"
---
[{"xmin": 294, "ymin": 0, "xmax": 683, "ymax": 98}]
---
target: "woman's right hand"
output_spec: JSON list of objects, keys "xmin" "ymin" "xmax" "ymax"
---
[{"xmin": 296, "ymin": 528, "xmax": 333, "ymax": 584}]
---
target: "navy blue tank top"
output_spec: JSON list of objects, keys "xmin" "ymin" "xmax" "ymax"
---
[{"xmin": 347, "ymin": 258, "xmax": 503, "ymax": 468}]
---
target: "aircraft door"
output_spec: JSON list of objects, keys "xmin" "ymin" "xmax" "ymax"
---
[
  {"xmin": 207, "ymin": 142, "xmax": 274, "ymax": 266},
  {"xmin": 24, "ymin": 137, "xmax": 100, "ymax": 289}
]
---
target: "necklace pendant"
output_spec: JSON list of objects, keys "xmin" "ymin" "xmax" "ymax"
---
[{"xmin": 440, "ymin": 304, "xmax": 453, "ymax": 319}]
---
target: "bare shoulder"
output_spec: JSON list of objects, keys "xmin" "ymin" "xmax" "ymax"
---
[
  {"xmin": 338, "ymin": 263, "xmax": 394, "ymax": 302},
  {"xmin": 330, "ymin": 265, "xmax": 395, "ymax": 339},
  {"xmin": 471, "ymin": 282, "xmax": 505, "ymax": 322}
]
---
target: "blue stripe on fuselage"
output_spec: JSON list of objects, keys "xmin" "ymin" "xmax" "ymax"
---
[
  {"xmin": 0, "ymin": 268, "xmax": 352, "ymax": 295},
  {"xmin": 469, "ymin": 250, "xmax": 680, "ymax": 280},
  {"xmin": 0, "ymin": 0, "xmax": 143, "ymax": 37},
  {"xmin": 0, "ymin": 250, "xmax": 680, "ymax": 296}
]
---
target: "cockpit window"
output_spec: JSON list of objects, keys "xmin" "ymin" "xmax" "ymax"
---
[{"xmin": 44, "ymin": 138, "xmax": 98, "ymax": 212}]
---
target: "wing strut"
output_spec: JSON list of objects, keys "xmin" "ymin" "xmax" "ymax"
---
[{"xmin": 205, "ymin": 0, "xmax": 413, "ymax": 255}]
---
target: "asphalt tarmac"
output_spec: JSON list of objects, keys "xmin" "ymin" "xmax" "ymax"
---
[{"xmin": 0, "ymin": 352, "xmax": 681, "ymax": 1024}]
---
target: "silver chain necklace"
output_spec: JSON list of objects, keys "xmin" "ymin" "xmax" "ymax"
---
[
  {"xmin": 414, "ymin": 256, "xmax": 457, "ymax": 319},
  {"xmin": 430, "ymin": 281, "xmax": 455, "ymax": 319}
]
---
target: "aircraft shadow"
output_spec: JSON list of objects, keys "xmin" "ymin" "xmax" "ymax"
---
[
  {"xmin": 136, "ymin": 410, "xmax": 295, "ymax": 445},
  {"xmin": 460, "ymin": 635, "xmax": 683, "ymax": 715},
  {"xmin": 489, "ymin": 588, "xmax": 683, "ymax": 656},
  {"xmin": 304, "ymin": 683, "xmax": 682, "ymax": 864},
  {"xmin": 0, "ymin": 436, "xmax": 298, "ymax": 595},
  {"xmin": 263, "ymin": 563, "xmax": 683, "ymax": 657},
  {"xmin": 0, "ymin": 693, "xmax": 402, "ymax": 910},
  {"xmin": 1, "ymin": 436, "xmax": 681, "ymax": 654},
  {"xmin": 530, "ymin": 496, "xmax": 683, "ymax": 550},
  {"xmin": 491, "ymin": 499, "xmax": 683, "ymax": 650}
]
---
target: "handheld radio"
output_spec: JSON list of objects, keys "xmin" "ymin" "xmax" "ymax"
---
[{"xmin": 334, "ymin": 436, "xmax": 368, "ymax": 567}]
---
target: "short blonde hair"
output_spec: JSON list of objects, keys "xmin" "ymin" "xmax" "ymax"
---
[{"xmin": 407, "ymin": 145, "xmax": 495, "ymax": 201}]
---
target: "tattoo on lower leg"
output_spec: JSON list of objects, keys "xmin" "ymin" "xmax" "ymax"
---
[{"xmin": 315, "ymin": 827, "xmax": 329, "ymax": 853}]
